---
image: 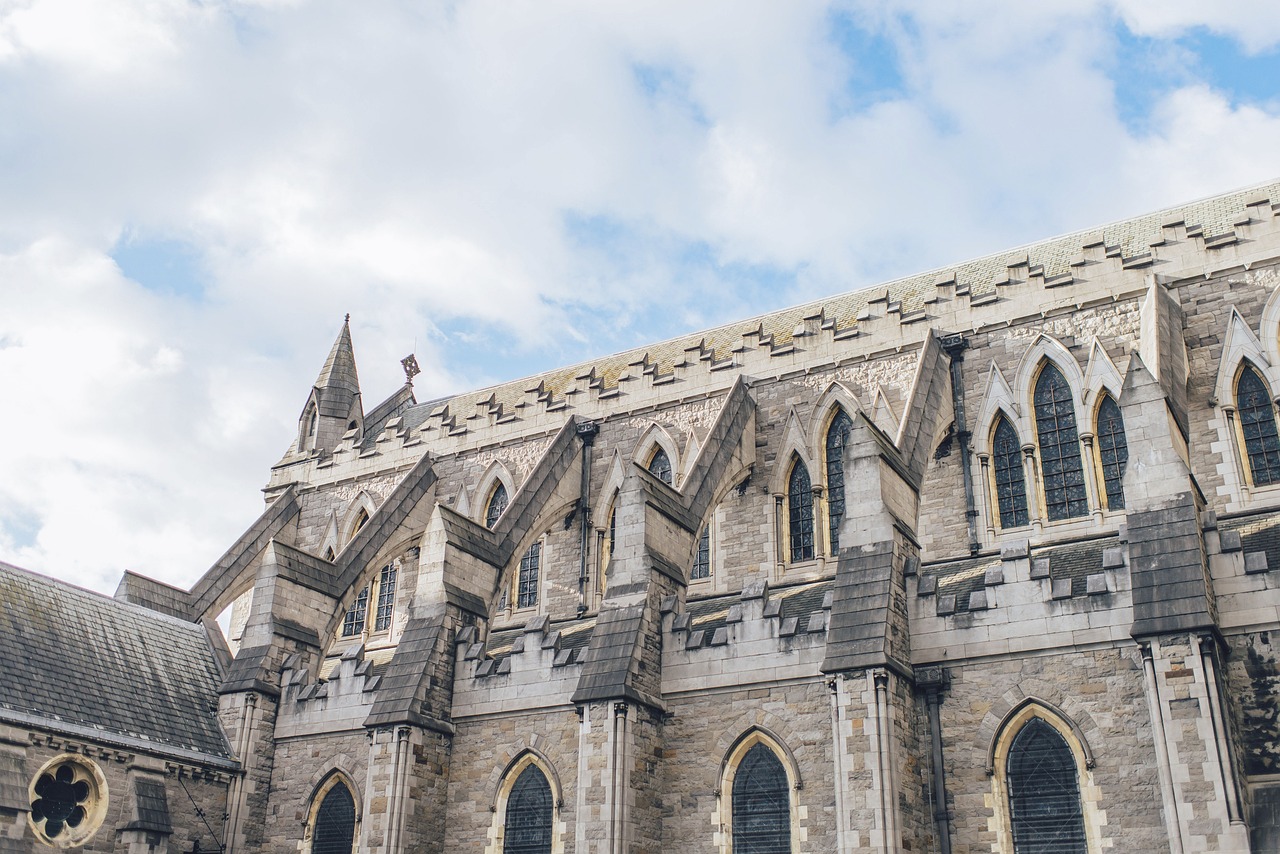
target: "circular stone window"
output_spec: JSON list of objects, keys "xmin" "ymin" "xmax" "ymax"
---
[{"xmin": 28, "ymin": 755, "xmax": 109, "ymax": 848}]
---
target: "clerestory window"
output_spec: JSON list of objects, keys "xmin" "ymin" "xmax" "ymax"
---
[
  {"xmin": 691, "ymin": 524, "xmax": 711, "ymax": 580},
  {"xmin": 647, "ymin": 447, "xmax": 673, "ymax": 486},
  {"xmin": 516, "ymin": 543, "xmax": 542, "ymax": 610},
  {"xmin": 825, "ymin": 409, "xmax": 853, "ymax": 554},
  {"xmin": 373, "ymin": 564, "xmax": 397, "ymax": 632},
  {"xmin": 787, "ymin": 458, "xmax": 815, "ymax": 563},
  {"xmin": 1095, "ymin": 394, "xmax": 1127, "ymax": 510},
  {"xmin": 1237, "ymin": 363, "xmax": 1280, "ymax": 487},
  {"xmin": 993, "ymin": 415, "xmax": 1029, "ymax": 529},
  {"xmin": 486, "ymin": 482, "xmax": 510, "ymax": 528},
  {"xmin": 1033, "ymin": 364, "xmax": 1088, "ymax": 521},
  {"xmin": 341, "ymin": 586, "xmax": 369, "ymax": 637}
]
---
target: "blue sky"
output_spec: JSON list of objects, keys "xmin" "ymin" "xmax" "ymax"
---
[{"xmin": 1, "ymin": 0, "xmax": 1280, "ymax": 593}]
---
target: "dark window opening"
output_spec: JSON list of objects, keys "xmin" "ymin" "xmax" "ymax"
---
[
  {"xmin": 647, "ymin": 447, "xmax": 673, "ymax": 485},
  {"xmin": 993, "ymin": 416, "xmax": 1029, "ymax": 528},
  {"xmin": 30, "ymin": 764, "xmax": 89, "ymax": 839},
  {"xmin": 732, "ymin": 743, "xmax": 791, "ymax": 854},
  {"xmin": 1095, "ymin": 394, "xmax": 1127, "ymax": 510},
  {"xmin": 373, "ymin": 564, "xmax": 397, "ymax": 632},
  {"xmin": 312, "ymin": 781, "xmax": 356, "ymax": 854},
  {"xmin": 1007, "ymin": 718, "xmax": 1087, "ymax": 854},
  {"xmin": 691, "ymin": 524, "xmax": 711, "ymax": 580},
  {"xmin": 825, "ymin": 410, "xmax": 853, "ymax": 553},
  {"xmin": 1238, "ymin": 363, "xmax": 1280, "ymax": 486},
  {"xmin": 486, "ymin": 482, "xmax": 509, "ymax": 528},
  {"xmin": 503, "ymin": 765, "xmax": 553, "ymax": 854},
  {"xmin": 517, "ymin": 543, "xmax": 541, "ymax": 609},
  {"xmin": 1033, "ymin": 364, "xmax": 1088, "ymax": 521},
  {"xmin": 788, "ymin": 460, "xmax": 814, "ymax": 563}
]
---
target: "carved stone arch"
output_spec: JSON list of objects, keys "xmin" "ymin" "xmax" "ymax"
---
[
  {"xmin": 976, "ymin": 681, "xmax": 1102, "ymax": 770},
  {"xmin": 593, "ymin": 450, "xmax": 627, "ymax": 526},
  {"xmin": 1261, "ymin": 281, "xmax": 1280, "ymax": 369},
  {"xmin": 486, "ymin": 746, "xmax": 566, "ymax": 812},
  {"xmin": 984, "ymin": 697, "xmax": 1096, "ymax": 774},
  {"xmin": 340, "ymin": 491, "xmax": 379, "ymax": 547},
  {"xmin": 1013, "ymin": 333, "xmax": 1089, "ymax": 430},
  {"xmin": 717, "ymin": 726, "xmax": 804, "ymax": 792},
  {"xmin": 806, "ymin": 382, "xmax": 862, "ymax": 454},
  {"xmin": 325, "ymin": 535, "xmax": 420, "ymax": 653},
  {"xmin": 714, "ymin": 708, "xmax": 811, "ymax": 777},
  {"xmin": 1081, "ymin": 338, "xmax": 1125, "ymax": 411},
  {"xmin": 770, "ymin": 407, "xmax": 816, "ymax": 496},
  {"xmin": 1214, "ymin": 307, "xmax": 1280, "ymax": 407},
  {"xmin": 304, "ymin": 758, "xmax": 363, "ymax": 807},
  {"xmin": 474, "ymin": 461, "xmax": 517, "ymax": 526},
  {"xmin": 715, "ymin": 723, "xmax": 803, "ymax": 854},
  {"xmin": 634, "ymin": 423, "xmax": 681, "ymax": 486},
  {"xmin": 975, "ymin": 362, "xmax": 1027, "ymax": 449}
]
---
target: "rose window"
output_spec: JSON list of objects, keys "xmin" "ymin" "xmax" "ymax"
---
[{"xmin": 27, "ymin": 756, "xmax": 107, "ymax": 847}]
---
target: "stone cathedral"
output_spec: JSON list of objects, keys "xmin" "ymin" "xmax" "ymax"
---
[{"xmin": 7, "ymin": 180, "xmax": 1280, "ymax": 854}]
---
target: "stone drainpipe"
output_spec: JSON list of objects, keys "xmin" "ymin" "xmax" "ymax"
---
[
  {"xmin": 576, "ymin": 421, "xmax": 599, "ymax": 615},
  {"xmin": 941, "ymin": 334, "xmax": 980, "ymax": 555},
  {"xmin": 918, "ymin": 666, "xmax": 952, "ymax": 854}
]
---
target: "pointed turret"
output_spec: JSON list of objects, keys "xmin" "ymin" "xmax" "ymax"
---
[{"xmin": 296, "ymin": 316, "xmax": 364, "ymax": 455}]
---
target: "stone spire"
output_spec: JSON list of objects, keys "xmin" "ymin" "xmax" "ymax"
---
[{"xmin": 297, "ymin": 316, "xmax": 364, "ymax": 455}]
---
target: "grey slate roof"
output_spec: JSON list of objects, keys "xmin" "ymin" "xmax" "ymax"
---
[{"xmin": 0, "ymin": 562, "xmax": 232, "ymax": 762}]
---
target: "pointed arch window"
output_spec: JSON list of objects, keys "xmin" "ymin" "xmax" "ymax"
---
[
  {"xmin": 731, "ymin": 743, "xmax": 791, "ymax": 854},
  {"xmin": 691, "ymin": 524, "xmax": 711, "ymax": 580},
  {"xmin": 311, "ymin": 779, "xmax": 356, "ymax": 854},
  {"xmin": 1237, "ymin": 363, "xmax": 1280, "ymax": 487},
  {"xmin": 825, "ymin": 410, "xmax": 853, "ymax": 553},
  {"xmin": 348, "ymin": 507, "xmax": 370, "ymax": 542},
  {"xmin": 1095, "ymin": 394, "xmax": 1127, "ymax": 510},
  {"xmin": 1006, "ymin": 717, "xmax": 1087, "ymax": 854},
  {"xmin": 1033, "ymin": 364, "xmax": 1088, "ymax": 521},
  {"xmin": 993, "ymin": 416, "xmax": 1029, "ymax": 529},
  {"xmin": 503, "ymin": 764, "xmax": 553, "ymax": 854},
  {"xmin": 373, "ymin": 564, "xmax": 397, "ymax": 632},
  {"xmin": 341, "ymin": 587, "xmax": 369, "ymax": 637},
  {"xmin": 486, "ymin": 482, "xmax": 510, "ymax": 528},
  {"xmin": 787, "ymin": 459, "xmax": 815, "ymax": 563},
  {"xmin": 516, "ymin": 543, "xmax": 542, "ymax": 609},
  {"xmin": 600, "ymin": 500, "xmax": 617, "ymax": 595},
  {"xmin": 647, "ymin": 447, "xmax": 673, "ymax": 486}
]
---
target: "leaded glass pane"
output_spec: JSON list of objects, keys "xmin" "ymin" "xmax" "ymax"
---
[
  {"xmin": 373, "ymin": 565, "xmax": 397, "ymax": 632},
  {"xmin": 691, "ymin": 525, "xmax": 711, "ymax": 580},
  {"xmin": 1007, "ymin": 718, "xmax": 1087, "ymax": 854},
  {"xmin": 825, "ymin": 410, "xmax": 853, "ymax": 554},
  {"xmin": 341, "ymin": 586, "xmax": 368, "ymax": 636},
  {"xmin": 517, "ymin": 543, "xmax": 541, "ymax": 609},
  {"xmin": 648, "ymin": 448, "xmax": 673, "ymax": 485},
  {"xmin": 504, "ymin": 765, "xmax": 552, "ymax": 854},
  {"xmin": 1033, "ymin": 364, "xmax": 1089, "ymax": 521},
  {"xmin": 1238, "ymin": 364, "xmax": 1280, "ymax": 486},
  {"xmin": 732, "ymin": 744, "xmax": 790, "ymax": 854},
  {"xmin": 788, "ymin": 461, "xmax": 814, "ymax": 563},
  {"xmin": 313, "ymin": 782, "xmax": 356, "ymax": 854},
  {"xmin": 1096, "ymin": 395, "xmax": 1127, "ymax": 510},
  {"xmin": 486, "ymin": 483, "xmax": 509, "ymax": 528},
  {"xmin": 993, "ymin": 416, "xmax": 1029, "ymax": 528}
]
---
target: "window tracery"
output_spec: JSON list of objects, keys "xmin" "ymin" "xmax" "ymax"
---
[
  {"xmin": 825, "ymin": 409, "xmax": 853, "ymax": 554},
  {"xmin": 1033, "ymin": 364, "xmax": 1088, "ymax": 521},
  {"xmin": 341, "ymin": 586, "xmax": 368, "ymax": 637},
  {"xmin": 723, "ymin": 736, "xmax": 793, "ymax": 854},
  {"xmin": 787, "ymin": 459, "xmax": 814, "ymax": 563},
  {"xmin": 691, "ymin": 524, "xmax": 711, "ymax": 580},
  {"xmin": 647, "ymin": 447, "xmax": 673, "ymax": 486},
  {"xmin": 486, "ymin": 482, "xmax": 510, "ymax": 528},
  {"xmin": 992, "ymin": 416, "xmax": 1029, "ymax": 529},
  {"xmin": 373, "ymin": 564, "xmax": 397, "ymax": 632},
  {"xmin": 1095, "ymin": 394, "xmax": 1127, "ymax": 510},
  {"xmin": 1237, "ymin": 363, "xmax": 1280, "ymax": 486},
  {"xmin": 502, "ymin": 763, "xmax": 553, "ymax": 854}
]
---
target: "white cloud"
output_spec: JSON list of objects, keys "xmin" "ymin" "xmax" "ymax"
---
[{"xmin": 0, "ymin": 0, "xmax": 1278, "ymax": 592}]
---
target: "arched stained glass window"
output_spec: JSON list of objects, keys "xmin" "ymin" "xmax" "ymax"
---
[
  {"xmin": 1238, "ymin": 364, "xmax": 1280, "ymax": 487},
  {"xmin": 691, "ymin": 524, "xmax": 711, "ymax": 580},
  {"xmin": 1096, "ymin": 394, "xmax": 1127, "ymax": 510},
  {"xmin": 788, "ymin": 460, "xmax": 814, "ymax": 563},
  {"xmin": 373, "ymin": 564, "xmax": 397, "ymax": 632},
  {"xmin": 341, "ymin": 587, "xmax": 368, "ymax": 637},
  {"xmin": 601, "ymin": 502, "xmax": 616, "ymax": 594},
  {"xmin": 647, "ymin": 447, "xmax": 673, "ymax": 485},
  {"xmin": 312, "ymin": 780, "xmax": 356, "ymax": 854},
  {"xmin": 732, "ymin": 743, "xmax": 791, "ymax": 854},
  {"xmin": 516, "ymin": 543, "xmax": 541, "ymax": 609},
  {"xmin": 1006, "ymin": 718, "xmax": 1087, "ymax": 854},
  {"xmin": 993, "ymin": 416, "xmax": 1029, "ymax": 529},
  {"xmin": 486, "ymin": 482, "xmax": 509, "ymax": 528},
  {"xmin": 503, "ymin": 765, "xmax": 552, "ymax": 854},
  {"xmin": 1033, "ymin": 364, "xmax": 1088, "ymax": 521},
  {"xmin": 825, "ymin": 410, "xmax": 853, "ymax": 554}
]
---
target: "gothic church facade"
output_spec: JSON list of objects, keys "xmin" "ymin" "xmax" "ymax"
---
[{"xmin": 6, "ymin": 180, "xmax": 1280, "ymax": 853}]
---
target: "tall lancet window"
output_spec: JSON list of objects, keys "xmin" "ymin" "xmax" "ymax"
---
[
  {"xmin": 647, "ymin": 447, "xmax": 673, "ymax": 485},
  {"xmin": 503, "ymin": 765, "xmax": 553, "ymax": 854},
  {"xmin": 1033, "ymin": 364, "xmax": 1088, "ymax": 521},
  {"xmin": 993, "ymin": 415, "xmax": 1029, "ymax": 529},
  {"xmin": 311, "ymin": 779, "xmax": 356, "ymax": 854},
  {"xmin": 731, "ymin": 743, "xmax": 791, "ymax": 854},
  {"xmin": 1095, "ymin": 394, "xmax": 1128, "ymax": 510},
  {"xmin": 1238, "ymin": 363, "xmax": 1280, "ymax": 486},
  {"xmin": 486, "ymin": 482, "xmax": 509, "ymax": 528},
  {"xmin": 787, "ymin": 459, "xmax": 814, "ymax": 563},
  {"xmin": 825, "ymin": 409, "xmax": 853, "ymax": 554},
  {"xmin": 1006, "ymin": 718, "xmax": 1087, "ymax": 854}
]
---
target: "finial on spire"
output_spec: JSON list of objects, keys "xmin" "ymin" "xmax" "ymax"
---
[
  {"xmin": 401, "ymin": 353, "xmax": 421, "ymax": 385},
  {"xmin": 344, "ymin": 313, "xmax": 351, "ymax": 324}
]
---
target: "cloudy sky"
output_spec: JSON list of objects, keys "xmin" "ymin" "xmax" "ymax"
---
[{"xmin": 2, "ymin": 0, "xmax": 1279, "ymax": 594}]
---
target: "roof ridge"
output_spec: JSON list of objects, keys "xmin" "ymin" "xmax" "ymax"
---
[{"xmin": 0, "ymin": 561, "xmax": 207, "ymax": 631}]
